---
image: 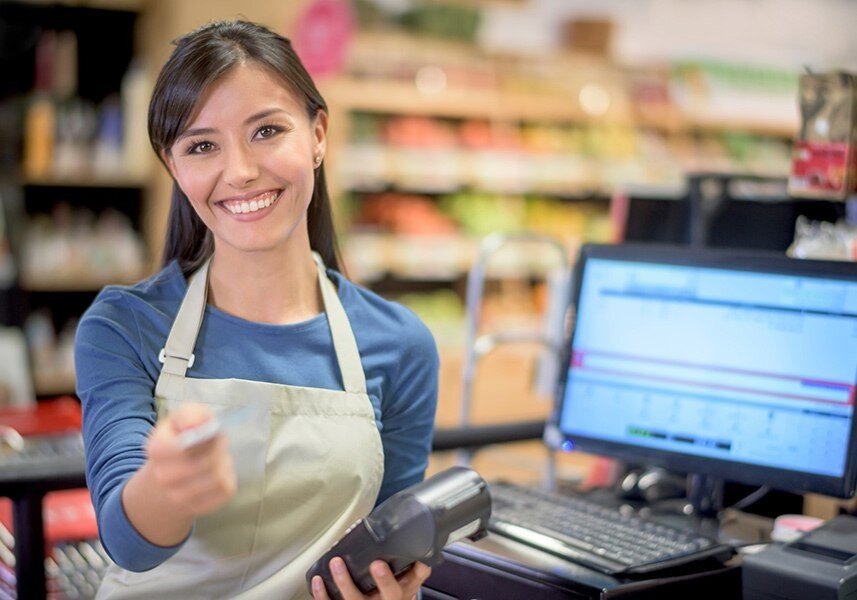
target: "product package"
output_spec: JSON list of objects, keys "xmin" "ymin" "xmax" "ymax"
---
[{"xmin": 789, "ymin": 71, "xmax": 857, "ymax": 200}]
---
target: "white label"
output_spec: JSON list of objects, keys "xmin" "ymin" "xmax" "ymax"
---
[{"xmin": 445, "ymin": 519, "xmax": 481, "ymax": 547}]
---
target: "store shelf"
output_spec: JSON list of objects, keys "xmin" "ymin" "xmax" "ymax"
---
[
  {"xmin": 338, "ymin": 143, "xmax": 681, "ymax": 199},
  {"xmin": 343, "ymin": 233, "xmax": 582, "ymax": 284},
  {"xmin": 33, "ymin": 370, "xmax": 76, "ymax": 397},
  {"xmin": 682, "ymin": 116, "xmax": 797, "ymax": 139},
  {"xmin": 336, "ymin": 114, "xmax": 790, "ymax": 212},
  {"xmin": 346, "ymin": 182, "xmax": 614, "ymax": 200},
  {"xmin": 20, "ymin": 272, "xmax": 145, "ymax": 292},
  {"xmin": 328, "ymin": 34, "xmax": 797, "ymax": 305},
  {"xmin": 325, "ymin": 76, "xmax": 797, "ymax": 139},
  {"xmin": 22, "ymin": 173, "xmax": 147, "ymax": 189},
  {"xmin": 326, "ymin": 76, "xmax": 626, "ymax": 125}
]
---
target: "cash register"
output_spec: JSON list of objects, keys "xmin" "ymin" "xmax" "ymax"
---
[{"xmin": 426, "ymin": 243, "xmax": 857, "ymax": 599}]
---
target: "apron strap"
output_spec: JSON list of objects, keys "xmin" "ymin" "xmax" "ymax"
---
[
  {"xmin": 312, "ymin": 252, "xmax": 367, "ymax": 395},
  {"xmin": 158, "ymin": 256, "xmax": 212, "ymax": 379},
  {"xmin": 155, "ymin": 252, "xmax": 367, "ymax": 396}
]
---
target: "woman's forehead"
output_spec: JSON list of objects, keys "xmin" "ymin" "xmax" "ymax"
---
[{"xmin": 185, "ymin": 63, "xmax": 304, "ymax": 126}]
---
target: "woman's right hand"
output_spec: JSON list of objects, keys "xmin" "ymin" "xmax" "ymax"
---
[{"xmin": 144, "ymin": 403, "xmax": 237, "ymax": 519}]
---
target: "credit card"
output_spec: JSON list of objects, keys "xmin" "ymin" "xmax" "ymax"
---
[{"xmin": 176, "ymin": 405, "xmax": 257, "ymax": 450}]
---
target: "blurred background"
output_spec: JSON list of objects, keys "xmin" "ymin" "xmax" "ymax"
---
[
  {"xmin": 0, "ymin": 0, "xmax": 856, "ymax": 485},
  {"xmin": 2, "ymin": 3, "xmax": 857, "ymax": 597}
]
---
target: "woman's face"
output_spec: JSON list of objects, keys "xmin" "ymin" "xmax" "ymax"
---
[{"xmin": 164, "ymin": 63, "xmax": 327, "ymax": 255}]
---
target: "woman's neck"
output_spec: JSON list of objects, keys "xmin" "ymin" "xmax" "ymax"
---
[{"xmin": 205, "ymin": 242, "xmax": 322, "ymax": 325}]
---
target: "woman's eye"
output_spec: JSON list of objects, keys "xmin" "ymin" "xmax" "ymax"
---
[
  {"xmin": 188, "ymin": 141, "xmax": 214, "ymax": 154},
  {"xmin": 256, "ymin": 125, "xmax": 281, "ymax": 139}
]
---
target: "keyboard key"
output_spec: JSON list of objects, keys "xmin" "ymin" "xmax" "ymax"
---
[{"xmin": 488, "ymin": 482, "xmax": 734, "ymax": 576}]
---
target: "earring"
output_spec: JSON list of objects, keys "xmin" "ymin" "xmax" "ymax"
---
[{"xmin": 314, "ymin": 155, "xmax": 322, "ymax": 166}]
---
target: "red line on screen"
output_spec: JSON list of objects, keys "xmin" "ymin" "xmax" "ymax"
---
[
  {"xmin": 577, "ymin": 365, "xmax": 852, "ymax": 406},
  {"xmin": 574, "ymin": 348, "xmax": 852, "ymax": 390}
]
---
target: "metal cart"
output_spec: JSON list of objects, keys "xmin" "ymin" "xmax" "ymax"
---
[{"xmin": 431, "ymin": 232, "xmax": 572, "ymax": 489}]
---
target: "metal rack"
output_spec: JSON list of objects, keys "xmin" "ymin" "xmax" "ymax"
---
[{"xmin": 431, "ymin": 232, "xmax": 571, "ymax": 489}]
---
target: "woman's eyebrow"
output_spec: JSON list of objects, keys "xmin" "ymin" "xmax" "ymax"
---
[
  {"xmin": 175, "ymin": 109, "xmax": 292, "ymax": 142},
  {"xmin": 244, "ymin": 108, "xmax": 291, "ymax": 123},
  {"xmin": 175, "ymin": 126, "xmax": 216, "ymax": 142}
]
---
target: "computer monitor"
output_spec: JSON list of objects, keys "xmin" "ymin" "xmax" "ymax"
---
[
  {"xmin": 620, "ymin": 175, "xmax": 845, "ymax": 252},
  {"xmin": 546, "ymin": 243, "xmax": 857, "ymax": 502}
]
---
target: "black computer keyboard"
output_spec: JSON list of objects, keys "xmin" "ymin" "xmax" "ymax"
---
[
  {"xmin": 489, "ymin": 481, "xmax": 734, "ymax": 576},
  {"xmin": 0, "ymin": 432, "xmax": 85, "ymax": 483},
  {"xmin": 1, "ymin": 519, "xmax": 112, "ymax": 600},
  {"xmin": 47, "ymin": 540, "xmax": 112, "ymax": 599}
]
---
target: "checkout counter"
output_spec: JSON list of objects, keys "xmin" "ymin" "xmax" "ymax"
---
[
  {"xmin": 426, "ymin": 533, "xmax": 740, "ymax": 599},
  {"xmin": 423, "ymin": 507, "xmax": 857, "ymax": 600}
]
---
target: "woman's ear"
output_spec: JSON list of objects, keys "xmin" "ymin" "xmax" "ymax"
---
[{"xmin": 313, "ymin": 109, "xmax": 328, "ymax": 160}]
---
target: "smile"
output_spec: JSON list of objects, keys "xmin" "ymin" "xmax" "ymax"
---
[{"xmin": 217, "ymin": 190, "xmax": 281, "ymax": 215}]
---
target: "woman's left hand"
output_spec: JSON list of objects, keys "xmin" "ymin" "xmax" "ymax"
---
[{"xmin": 311, "ymin": 557, "xmax": 431, "ymax": 600}]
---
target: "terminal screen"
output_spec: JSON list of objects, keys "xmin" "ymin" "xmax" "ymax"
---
[{"xmin": 559, "ymin": 257, "xmax": 857, "ymax": 479}]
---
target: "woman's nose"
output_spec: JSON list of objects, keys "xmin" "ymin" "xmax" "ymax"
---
[{"xmin": 223, "ymin": 144, "xmax": 259, "ymax": 188}]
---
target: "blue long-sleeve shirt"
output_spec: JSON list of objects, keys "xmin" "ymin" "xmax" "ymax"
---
[{"xmin": 74, "ymin": 261, "xmax": 439, "ymax": 572}]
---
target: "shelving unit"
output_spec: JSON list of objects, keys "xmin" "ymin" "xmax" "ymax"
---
[
  {"xmin": 21, "ymin": 174, "xmax": 148, "ymax": 189},
  {"xmin": 19, "ymin": 273, "xmax": 145, "ymax": 293},
  {"xmin": 314, "ymin": 31, "xmax": 801, "ymax": 359},
  {"xmin": 32, "ymin": 370, "xmax": 77, "ymax": 397},
  {"xmin": 0, "ymin": 1, "xmax": 152, "ymax": 399},
  {"xmin": 325, "ymin": 105, "xmax": 792, "ymax": 294},
  {"xmin": 0, "ymin": 7, "xmax": 806, "ymax": 398},
  {"xmin": 325, "ymin": 75, "xmax": 798, "ymax": 139}
]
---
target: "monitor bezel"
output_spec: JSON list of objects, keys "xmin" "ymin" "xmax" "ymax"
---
[{"xmin": 547, "ymin": 242, "xmax": 857, "ymax": 499}]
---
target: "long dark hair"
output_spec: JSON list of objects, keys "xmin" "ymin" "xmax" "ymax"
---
[{"xmin": 148, "ymin": 20, "xmax": 342, "ymax": 275}]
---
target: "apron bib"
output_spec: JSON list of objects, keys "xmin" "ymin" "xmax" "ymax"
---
[{"xmin": 97, "ymin": 254, "xmax": 384, "ymax": 599}]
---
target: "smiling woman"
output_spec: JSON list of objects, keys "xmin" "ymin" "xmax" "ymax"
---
[
  {"xmin": 162, "ymin": 64, "xmax": 326, "ymax": 272},
  {"xmin": 74, "ymin": 20, "xmax": 438, "ymax": 600},
  {"xmin": 148, "ymin": 21, "xmax": 337, "ymax": 280}
]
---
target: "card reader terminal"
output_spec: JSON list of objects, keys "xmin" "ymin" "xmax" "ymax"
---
[{"xmin": 306, "ymin": 466, "xmax": 492, "ymax": 600}]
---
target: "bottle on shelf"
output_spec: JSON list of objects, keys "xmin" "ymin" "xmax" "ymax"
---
[
  {"xmin": 121, "ymin": 61, "xmax": 153, "ymax": 180},
  {"xmin": 23, "ymin": 96, "xmax": 56, "ymax": 180}
]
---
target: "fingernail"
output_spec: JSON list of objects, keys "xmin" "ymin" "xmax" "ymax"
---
[
  {"xmin": 331, "ymin": 557, "xmax": 345, "ymax": 575},
  {"xmin": 312, "ymin": 576, "xmax": 323, "ymax": 592},
  {"xmin": 371, "ymin": 562, "xmax": 387, "ymax": 578}
]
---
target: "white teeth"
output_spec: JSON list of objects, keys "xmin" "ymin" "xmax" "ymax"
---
[{"xmin": 222, "ymin": 191, "xmax": 279, "ymax": 215}]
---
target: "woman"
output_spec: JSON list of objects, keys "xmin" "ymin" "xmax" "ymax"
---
[{"xmin": 75, "ymin": 20, "xmax": 438, "ymax": 599}]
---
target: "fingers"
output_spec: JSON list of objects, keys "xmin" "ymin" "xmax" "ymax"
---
[
  {"xmin": 163, "ymin": 455, "xmax": 236, "ymax": 512},
  {"xmin": 144, "ymin": 404, "xmax": 236, "ymax": 517},
  {"xmin": 148, "ymin": 431, "xmax": 231, "ymax": 486},
  {"xmin": 169, "ymin": 402, "xmax": 214, "ymax": 432},
  {"xmin": 321, "ymin": 558, "xmax": 432, "ymax": 600},
  {"xmin": 311, "ymin": 575, "xmax": 331, "ymax": 600},
  {"xmin": 148, "ymin": 424, "xmax": 223, "ymax": 463},
  {"xmin": 328, "ymin": 557, "xmax": 365, "ymax": 600},
  {"xmin": 147, "ymin": 403, "xmax": 218, "ymax": 459},
  {"xmin": 392, "ymin": 562, "xmax": 431, "ymax": 599},
  {"xmin": 371, "ymin": 560, "xmax": 432, "ymax": 600},
  {"xmin": 369, "ymin": 561, "xmax": 400, "ymax": 600}
]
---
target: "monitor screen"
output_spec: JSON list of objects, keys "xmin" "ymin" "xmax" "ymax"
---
[{"xmin": 547, "ymin": 243, "xmax": 857, "ymax": 498}]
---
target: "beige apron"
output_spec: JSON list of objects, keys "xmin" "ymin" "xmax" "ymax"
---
[{"xmin": 97, "ymin": 254, "xmax": 385, "ymax": 599}]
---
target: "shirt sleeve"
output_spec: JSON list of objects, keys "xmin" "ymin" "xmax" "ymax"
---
[
  {"xmin": 75, "ymin": 291, "xmax": 187, "ymax": 571},
  {"xmin": 375, "ymin": 318, "xmax": 440, "ymax": 505}
]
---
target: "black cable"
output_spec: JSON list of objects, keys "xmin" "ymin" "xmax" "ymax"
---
[{"xmin": 726, "ymin": 485, "xmax": 771, "ymax": 512}]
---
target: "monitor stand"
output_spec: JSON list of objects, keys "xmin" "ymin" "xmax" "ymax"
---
[
  {"xmin": 628, "ymin": 469, "xmax": 800, "ymax": 520},
  {"xmin": 687, "ymin": 474, "xmax": 725, "ymax": 519},
  {"xmin": 585, "ymin": 466, "xmax": 776, "ymax": 546},
  {"xmin": 614, "ymin": 466, "xmax": 725, "ymax": 518}
]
